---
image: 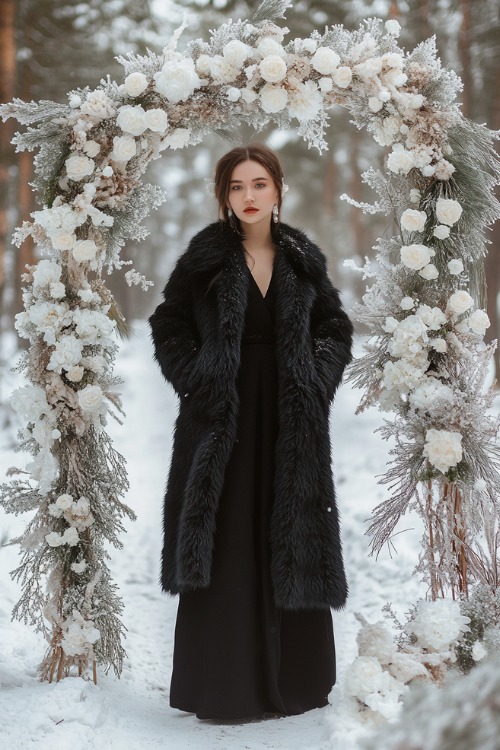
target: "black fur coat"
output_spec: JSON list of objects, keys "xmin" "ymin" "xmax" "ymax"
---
[{"xmin": 148, "ymin": 219, "xmax": 354, "ymax": 610}]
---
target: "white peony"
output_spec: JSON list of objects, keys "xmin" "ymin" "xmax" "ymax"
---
[
  {"xmin": 160, "ymin": 128, "xmax": 191, "ymax": 150},
  {"xmin": 110, "ymin": 134, "xmax": 137, "ymax": 163},
  {"xmin": 144, "ymin": 108, "xmax": 169, "ymax": 133},
  {"xmin": 154, "ymin": 58, "xmax": 201, "ymax": 104},
  {"xmin": 260, "ymin": 84, "xmax": 288, "ymax": 113},
  {"xmin": 419, "ymin": 263, "xmax": 439, "ymax": 281},
  {"xmin": 78, "ymin": 384, "xmax": 103, "ymax": 412},
  {"xmin": 447, "ymin": 290, "xmax": 474, "ymax": 315},
  {"xmin": 400, "ymin": 243, "xmax": 432, "ymax": 270},
  {"xmin": 415, "ymin": 305, "xmax": 447, "ymax": 330},
  {"xmin": 124, "ymin": 71, "xmax": 148, "ymax": 97},
  {"xmin": 468, "ymin": 309, "xmax": 490, "ymax": 335},
  {"xmin": 223, "ymin": 39, "xmax": 249, "ymax": 67},
  {"xmin": 387, "ymin": 148, "xmax": 414, "ymax": 175},
  {"xmin": 72, "ymin": 239, "xmax": 97, "ymax": 263},
  {"xmin": 259, "ymin": 55, "xmax": 287, "ymax": 83},
  {"xmin": 409, "ymin": 378, "xmax": 454, "ymax": 413},
  {"xmin": 423, "ymin": 428, "xmax": 463, "ymax": 474},
  {"xmin": 65, "ymin": 154, "xmax": 94, "ymax": 181},
  {"xmin": 447, "ymin": 259, "xmax": 464, "ymax": 275},
  {"xmin": 310, "ymin": 47, "xmax": 340, "ymax": 74},
  {"xmin": 433, "ymin": 224, "xmax": 450, "ymax": 240},
  {"xmin": 435, "ymin": 198, "xmax": 463, "ymax": 226},
  {"xmin": 408, "ymin": 598, "xmax": 470, "ymax": 651},
  {"xmin": 332, "ymin": 66, "xmax": 352, "ymax": 88},
  {"xmin": 400, "ymin": 209, "xmax": 427, "ymax": 232},
  {"xmin": 116, "ymin": 105, "xmax": 147, "ymax": 136},
  {"xmin": 47, "ymin": 335, "xmax": 84, "ymax": 373},
  {"xmin": 287, "ymin": 80, "xmax": 323, "ymax": 122},
  {"xmin": 33, "ymin": 259, "xmax": 62, "ymax": 287}
]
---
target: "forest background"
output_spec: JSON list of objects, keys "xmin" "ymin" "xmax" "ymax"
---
[{"xmin": 0, "ymin": 0, "xmax": 499, "ymax": 373}]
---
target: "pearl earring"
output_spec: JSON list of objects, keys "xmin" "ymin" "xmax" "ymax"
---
[
  {"xmin": 272, "ymin": 204, "xmax": 279, "ymax": 224},
  {"xmin": 227, "ymin": 207, "xmax": 233, "ymax": 218}
]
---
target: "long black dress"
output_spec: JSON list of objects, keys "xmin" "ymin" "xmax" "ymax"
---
[{"xmin": 169, "ymin": 260, "xmax": 336, "ymax": 721}]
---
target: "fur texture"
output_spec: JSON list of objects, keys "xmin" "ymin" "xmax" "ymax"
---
[{"xmin": 148, "ymin": 220, "xmax": 354, "ymax": 610}]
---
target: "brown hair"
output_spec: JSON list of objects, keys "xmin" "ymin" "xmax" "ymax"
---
[{"xmin": 213, "ymin": 144, "xmax": 285, "ymax": 235}]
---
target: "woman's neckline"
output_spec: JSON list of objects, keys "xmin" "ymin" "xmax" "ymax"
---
[{"xmin": 246, "ymin": 262, "xmax": 274, "ymax": 299}]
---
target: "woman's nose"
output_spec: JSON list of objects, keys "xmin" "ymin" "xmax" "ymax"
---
[{"xmin": 244, "ymin": 189, "xmax": 255, "ymax": 202}]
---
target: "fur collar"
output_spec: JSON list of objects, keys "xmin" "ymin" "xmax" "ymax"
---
[{"xmin": 182, "ymin": 220, "xmax": 327, "ymax": 280}]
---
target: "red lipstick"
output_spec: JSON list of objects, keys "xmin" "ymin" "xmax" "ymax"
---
[{"xmin": 243, "ymin": 208, "xmax": 259, "ymax": 213}]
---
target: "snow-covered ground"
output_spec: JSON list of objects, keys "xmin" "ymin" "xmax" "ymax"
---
[{"xmin": 0, "ymin": 323, "xmax": 426, "ymax": 749}]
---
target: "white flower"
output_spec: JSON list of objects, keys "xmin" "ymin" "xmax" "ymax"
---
[
  {"xmin": 435, "ymin": 159, "xmax": 456, "ymax": 180},
  {"xmin": 33, "ymin": 259, "xmax": 62, "ymax": 287},
  {"xmin": 78, "ymin": 288, "xmax": 95, "ymax": 303},
  {"xmin": 116, "ymin": 105, "xmax": 147, "ymax": 136},
  {"xmin": 421, "ymin": 165, "xmax": 436, "ymax": 177},
  {"xmin": 209, "ymin": 55, "xmax": 239, "ymax": 83},
  {"xmin": 416, "ymin": 305, "xmax": 447, "ymax": 330},
  {"xmin": 400, "ymin": 243, "xmax": 432, "ymax": 270},
  {"xmin": 51, "ymin": 230, "xmax": 76, "ymax": 251},
  {"xmin": 45, "ymin": 531, "xmax": 65, "ymax": 547},
  {"xmin": 63, "ymin": 526, "xmax": 80, "ymax": 546},
  {"xmin": 28, "ymin": 301, "xmax": 71, "ymax": 344},
  {"xmin": 71, "ymin": 560, "xmax": 87, "ymax": 574},
  {"xmin": 419, "ymin": 263, "xmax": 439, "ymax": 281},
  {"xmin": 400, "ymin": 297, "xmax": 415, "ymax": 310},
  {"xmin": 83, "ymin": 140, "xmax": 101, "ymax": 158},
  {"xmin": 81, "ymin": 355, "xmax": 106, "ymax": 374},
  {"xmin": 72, "ymin": 239, "xmax": 97, "ymax": 263},
  {"xmin": 287, "ymin": 80, "xmax": 323, "ymax": 122},
  {"xmin": 65, "ymin": 154, "xmax": 94, "ymax": 181},
  {"xmin": 259, "ymin": 55, "xmax": 287, "ymax": 83},
  {"xmin": 387, "ymin": 149, "xmax": 414, "ymax": 175},
  {"xmin": 345, "ymin": 656, "xmax": 384, "ymax": 701},
  {"xmin": 69, "ymin": 94, "xmax": 81, "ymax": 108},
  {"xmin": 379, "ymin": 89, "xmax": 391, "ymax": 102},
  {"xmin": 160, "ymin": 128, "xmax": 191, "ymax": 150},
  {"xmin": 311, "ymin": 47, "xmax": 340, "ymax": 74},
  {"xmin": 472, "ymin": 641, "xmax": 487, "ymax": 661},
  {"xmin": 388, "ymin": 315, "xmax": 429, "ymax": 358},
  {"xmin": 447, "ymin": 290, "xmax": 474, "ymax": 315},
  {"xmin": 195, "ymin": 54, "xmax": 212, "ymax": 75},
  {"xmin": 63, "ymin": 496, "xmax": 94, "ymax": 531},
  {"xmin": 368, "ymin": 97, "xmax": 383, "ymax": 112},
  {"xmin": 260, "ymin": 84, "xmax": 288, "ymax": 113},
  {"xmin": 385, "ymin": 19, "xmax": 401, "ymax": 36},
  {"xmin": 61, "ymin": 610, "xmax": 100, "ymax": 657},
  {"xmin": 144, "ymin": 108, "xmax": 169, "ymax": 133},
  {"xmin": 124, "ymin": 71, "xmax": 148, "ymax": 97},
  {"xmin": 47, "ymin": 335, "xmax": 84, "ymax": 373},
  {"xmin": 318, "ymin": 77, "xmax": 333, "ymax": 93},
  {"xmin": 78, "ymin": 384, "xmax": 103, "ymax": 412},
  {"xmin": 10, "ymin": 384, "xmax": 50, "ymax": 421},
  {"xmin": 110, "ymin": 134, "xmax": 137, "ymax": 163},
  {"xmin": 383, "ymin": 316, "xmax": 399, "ymax": 333},
  {"xmin": 431, "ymin": 337, "xmax": 447, "ymax": 352},
  {"xmin": 424, "ymin": 429, "xmax": 463, "ymax": 474},
  {"xmin": 383, "ymin": 357, "xmax": 429, "ymax": 394},
  {"xmin": 468, "ymin": 309, "xmax": 490, "ymax": 335},
  {"xmin": 66, "ymin": 365, "xmax": 85, "ymax": 382},
  {"xmin": 80, "ymin": 90, "xmax": 115, "ymax": 119},
  {"xmin": 409, "ymin": 378, "xmax": 454, "ymax": 413},
  {"xmin": 301, "ymin": 38, "xmax": 317, "ymax": 54},
  {"xmin": 226, "ymin": 87, "xmax": 241, "ymax": 102},
  {"xmin": 256, "ymin": 37, "xmax": 286, "ymax": 59},
  {"xmin": 154, "ymin": 58, "xmax": 201, "ymax": 104},
  {"xmin": 409, "ymin": 188, "xmax": 421, "ymax": 204},
  {"xmin": 408, "ymin": 598, "xmax": 470, "ymax": 651},
  {"xmin": 223, "ymin": 39, "xmax": 249, "ymax": 67},
  {"xmin": 56, "ymin": 493, "xmax": 74, "ymax": 510},
  {"xmin": 241, "ymin": 89, "xmax": 258, "ymax": 104},
  {"xmin": 332, "ymin": 66, "xmax": 352, "ymax": 88},
  {"xmin": 448, "ymin": 259, "xmax": 464, "ymax": 275},
  {"xmin": 433, "ymin": 224, "xmax": 450, "ymax": 240},
  {"xmin": 436, "ymin": 198, "xmax": 463, "ymax": 226},
  {"xmin": 354, "ymin": 57, "xmax": 383, "ymax": 78},
  {"xmin": 401, "ymin": 209, "xmax": 427, "ymax": 232},
  {"xmin": 102, "ymin": 166, "xmax": 113, "ymax": 177},
  {"xmin": 383, "ymin": 68, "xmax": 408, "ymax": 87},
  {"xmin": 381, "ymin": 52, "xmax": 404, "ymax": 69}
]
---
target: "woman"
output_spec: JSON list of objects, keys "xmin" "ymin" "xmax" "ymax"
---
[{"xmin": 148, "ymin": 144, "xmax": 353, "ymax": 721}]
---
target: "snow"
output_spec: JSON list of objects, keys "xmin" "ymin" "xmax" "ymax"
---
[{"xmin": 0, "ymin": 325, "xmax": 426, "ymax": 749}]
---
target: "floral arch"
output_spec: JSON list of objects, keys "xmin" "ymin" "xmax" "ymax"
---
[{"xmin": 1, "ymin": 0, "xmax": 499, "ymax": 686}]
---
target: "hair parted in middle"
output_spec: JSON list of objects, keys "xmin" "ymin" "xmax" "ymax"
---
[{"xmin": 213, "ymin": 143, "xmax": 285, "ymax": 235}]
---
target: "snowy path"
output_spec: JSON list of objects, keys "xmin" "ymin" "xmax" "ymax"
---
[{"xmin": 0, "ymin": 322, "xmax": 426, "ymax": 749}]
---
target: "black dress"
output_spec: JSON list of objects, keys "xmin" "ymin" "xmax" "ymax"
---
[{"xmin": 169, "ymin": 260, "xmax": 336, "ymax": 720}]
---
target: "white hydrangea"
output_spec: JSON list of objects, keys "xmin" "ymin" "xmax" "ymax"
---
[
  {"xmin": 259, "ymin": 55, "xmax": 287, "ymax": 83},
  {"xmin": 407, "ymin": 598, "xmax": 470, "ymax": 651},
  {"xmin": 448, "ymin": 259, "xmax": 464, "ymax": 275},
  {"xmin": 435, "ymin": 198, "xmax": 463, "ymax": 226},
  {"xmin": 310, "ymin": 47, "xmax": 340, "ymax": 74},
  {"xmin": 383, "ymin": 357, "xmax": 428, "ymax": 394},
  {"xmin": 124, "ymin": 71, "xmax": 148, "ymax": 97},
  {"xmin": 400, "ymin": 209, "xmax": 427, "ymax": 232},
  {"xmin": 72, "ymin": 308, "xmax": 116, "ymax": 344},
  {"xmin": 223, "ymin": 39, "xmax": 249, "ymax": 67},
  {"xmin": 415, "ymin": 305, "xmax": 447, "ymax": 330},
  {"xmin": 400, "ymin": 243, "xmax": 433, "ymax": 271},
  {"xmin": 423, "ymin": 428, "xmax": 463, "ymax": 474},
  {"xmin": 154, "ymin": 58, "xmax": 201, "ymax": 104},
  {"xmin": 468, "ymin": 309, "xmax": 490, "ymax": 335},
  {"xmin": 354, "ymin": 57, "xmax": 383, "ymax": 79},
  {"xmin": 65, "ymin": 154, "xmax": 94, "ymax": 182},
  {"xmin": 332, "ymin": 66, "xmax": 352, "ymax": 88},
  {"xmin": 260, "ymin": 84, "xmax": 288, "ymax": 113},
  {"xmin": 287, "ymin": 80, "xmax": 323, "ymax": 121},
  {"xmin": 388, "ymin": 315, "xmax": 429, "ymax": 359},
  {"xmin": 28, "ymin": 301, "xmax": 72, "ymax": 345},
  {"xmin": 383, "ymin": 316, "xmax": 399, "ymax": 333},
  {"xmin": 78, "ymin": 384, "xmax": 104, "ymax": 413},
  {"xmin": 409, "ymin": 378, "xmax": 455, "ymax": 413},
  {"xmin": 447, "ymin": 290, "xmax": 474, "ymax": 316}
]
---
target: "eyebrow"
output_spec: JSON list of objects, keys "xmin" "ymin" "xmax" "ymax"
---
[{"xmin": 229, "ymin": 177, "xmax": 269, "ymax": 183}]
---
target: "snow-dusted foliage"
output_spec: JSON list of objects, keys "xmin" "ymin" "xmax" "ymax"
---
[{"xmin": 1, "ymin": 0, "xmax": 499, "ymax": 682}]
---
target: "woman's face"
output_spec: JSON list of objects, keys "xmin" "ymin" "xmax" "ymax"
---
[{"xmin": 227, "ymin": 160, "xmax": 279, "ymax": 229}]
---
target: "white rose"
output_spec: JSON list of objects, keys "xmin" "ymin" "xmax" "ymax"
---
[
  {"xmin": 66, "ymin": 365, "xmax": 85, "ymax": 382},
  {"xmin": 468, "ymin": 309, "xmax": 490, "ymax": 335},
  {"xmin": 110, "ymin": 134, "xmax": 137, "ymax": 162},
  {"xmin": 260, "ymin": 84, "xmax": 288, "ymax": 113},
  {"xmin": 72, "ymin": 239, "xmax": 97, "ymax": 263},
  {"xmin": 433, "ymin": 224, "xmax": 451, "ymax": 239},
  {"xmin": 400, "ymin": 297, "xmax": 415, "ymax": 310},
  {"xmin": 256, "ymin": 37, "xmax": 286, "ymax": 59},
  {"xmin": 33, "ymin": 259, "xmax": 62, "ymax": 287},
  {"xmin": 153, "ymin": 59, "xmax": 201, "ymax": 104},
  {"xmin": 448, "ymin": 259, "xmax": 464, "ymax": 275},
  {"xmin": 124, "ymin": 71, "xmax": 148, "ymax": 97},
  {"xmin": 56, "ymin": 493, "xmax": 74, "ymax": 510},
  {"xmin": 51, "ymin": 231, "xmax": 76, "ymax": 250},
  {"xmin": 223, "ymin": 39, "xmax": 249, "ymax": 67},
  {"xmin": 83, "ymin": 140, "xmax": 101, "ymax": 158},
  {"xmin": 259, "ymin": 55, "xmax": 287, "ymax": 83},
  {"xmin": 409, "ymin": 188, "xmax": 421, "ymax": 204},
  {"xmin": 400, "ymin": 243, "xmax": 432, "ymax": 270},
  {"xmin": 401, "ymin": 209, "xmax": 427, "ymax": 232},
  {"xmin": 66, "ymin": 154, "xmax": 94, "ymax": 181},
  {"xmin": 160, "ymin": 128, "xmax": 191, "ymax": 150},
  {"xmin": 311, "ymin": 47, "xmax": 340, "ymax": 74},
  {"xmin": 144, "ymin": 108, "xmax": 169, "ymax": 133},
  {"xmin": 424, "ymin": 429, "xmax": 463, "ymax": 474},
  {"xmin": 116, "ymin": 105, "xmax": 147, "ymax": 136},
  {"xmin": 435, "ymin": 198, "xmax": 463, "ymax": 226},
  {"xmin": 419, "ymin": 263, "xmax": 439, "ymax": 280},
  {"xmin": 78, "ymin": 384, "xmax": 103, "ymax": 413},
  {"xmin": 368, "ymin": 97, "xmax": 383, "ymax": 112},
  {"xmin": 385, "ymin": 19, "xmax": 401, "ymax": 35},
  {"xmin": 332, "ymin": 66, "xmax": 352, "ymax": 88},
  {"xmin": 448, "ymin": 290, "xmax": 474, "ymax": 315},
  {"xmin": 387, "ymin": 149, "xmax": 414, "ymax": 175}
]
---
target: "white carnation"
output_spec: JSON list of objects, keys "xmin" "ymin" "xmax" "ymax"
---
[
  {"xmin": 448, "ymin": 259, "xmax": 464, "ymax": 275},
  {"xmin": 260, "ymin": 84, "xmax": 288, "ymax": 113},
  {"xmin": 154, "ymin": 58, "xmax": 201, "ymax": 104},
  {"xmin": 311, "ymin": 47, "xmax": 340, "ymax": 74},
  {"xmin": 33, "ymin": 259, "xmax": 62, "ymax": 287},
  {"xmin": 259, "ymin": 55, "xmax": 287, "ymax": 83},
  {"xmin": 116, "ymin": 105, "xmax": 147, "ymax": 136},
  {"xmin": 400, "ymin": 243, "xmax": 432, "ymax": 270},
  {"xmin": 110, "ymin": 134, "xmax": 137, "ymax": 163},
  {"xmin": 72, "ymin": 239, "xmax": 97, "ymax": 263},
  {"xmin": 80, "ymin": 90, "xmax": 115, "ymax": 119},
  {"xmin": 332, "ymin": 66, "xmax": 352, "ymax": 88},
  {"xmin": 419, "ymin": 263, "xmax": 439, "ymax": 280},
  {"xmin": 423, "ymin": 428, "xmax": 463, "ymax": 474},
  {"xmin": 78, "ymin": 384, "xmax": 103, "ymax": 412},
  {"xmin": 387, "ymin": 148, "xmax": 414, "ymax": 175},
  {"xmin": 468, "ymin": 309, "xmax": 490, "ymax": 335},
  {"xmin": 409, "ymin": 378, "xmax": 454, "ymax": 413},
  {"xmin": 408, "ymin": 598, "xmax": 470, "ymax": 651},
  {"xmin": 223, "ymin": 39, "xmax": 249, "ymax": 67},
  {"xmin": 447, "ymin": 290, "xmax": 474, "ymax": 315},
  {"xmin": 433, "ymin": 224, "xmax": 451, "ymax": 239},
  {"xmin": 400, "ymin": 209, "xmax": 427, "ymax": 232},
  {"xmin": 65, "ymin": 154, "xmax": 94, "ymax": 181},
  {"xmin": 436, "ymin": 198, "xmax": 463, "ymax": 226},
  {"xmin": 287, "ymin": 80, "xmax": 322, "ymax": 122},
  {"xmin": 124, "ymin": 71, "xmax": 148, "ymax": 97},
  {"xmin": 144, "ymin": 108, "xmax": 169, "ymax": 133},
  {"xmin": 160, "ymin": 128, "xmax": 191, "ymax": 150},
  {"xmin": 28, "ymin": 301, "xmax": 71, "ymax": 345}
]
